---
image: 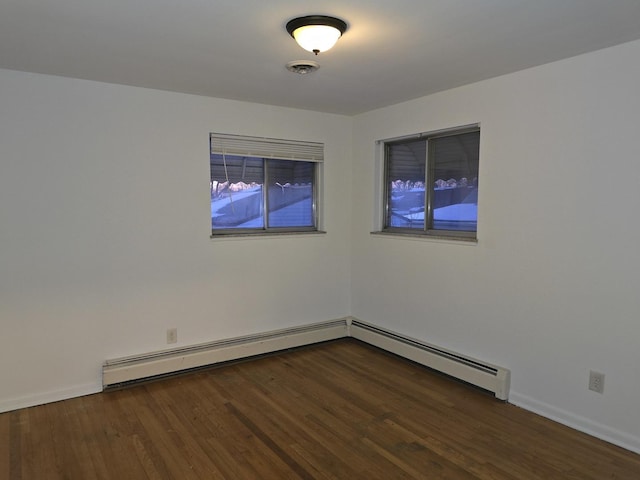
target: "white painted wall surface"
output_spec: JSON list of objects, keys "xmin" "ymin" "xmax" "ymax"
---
[
  {"xmin": 351, "ymin": 40, "xmax": 640, "ymax": 452},
  {"xmin": 0, "ymin": 69, "xmax": 352, "ymax": 411},
  {"xmin": 2, "ymin": 38, "xmax": 640, "ymax": 454}
]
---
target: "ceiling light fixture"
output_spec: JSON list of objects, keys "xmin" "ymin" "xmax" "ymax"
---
[{"xmin": 286, "ymin": 15, "xmax": 348, "ymax": 55}]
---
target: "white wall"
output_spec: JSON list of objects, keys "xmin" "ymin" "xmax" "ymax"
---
[
  {"xmin": 0, "ymin": 69, "xmax": 352, "ymax": 411},
  {"xmin": 351, "ymin": 39, "xmax": 640, "ymax": 453},
  {"xmin": 3, "ymin": 39, "xmax": 640, "ymax": 454}
]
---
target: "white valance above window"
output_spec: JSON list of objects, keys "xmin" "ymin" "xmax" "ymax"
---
[{"xmin": 210, "ymin": 133, "xmax": 324, "ymax": 162}]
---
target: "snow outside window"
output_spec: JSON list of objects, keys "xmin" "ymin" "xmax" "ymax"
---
[
  {"xmin": 383, "ymin": 126, "xmax": 480, "ymax": 240},
  {"xmin": 210, "ymin": 134, "xmax": 322, "ymax": 235}
]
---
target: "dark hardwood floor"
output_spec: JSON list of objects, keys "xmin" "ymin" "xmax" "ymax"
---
[{"xmin": 2, "ymin": 339, "xmax": 639, "ymax": 479}]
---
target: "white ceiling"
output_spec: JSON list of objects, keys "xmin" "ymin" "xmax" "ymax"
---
[{"xmin": 2, "ymin": 1, "xmax": 640, "ymax": 115}]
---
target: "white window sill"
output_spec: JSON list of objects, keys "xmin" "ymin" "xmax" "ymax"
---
[
  {"xmin": 370, "ymin": 231, "xmax": 477, "ymax": 245},
  {"xmin": 211, "ymin": 230, "xmax": 327, "ymax": 241}
]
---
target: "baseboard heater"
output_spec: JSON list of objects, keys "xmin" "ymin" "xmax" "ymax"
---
[
  {"xmin": 102, "ymin": 319, "xmax": 349, "ymax": 389},
  {"xmin": 102, "ymin": 317, "xmax": 510, "ymax": 400},
  {"xmin": 348, "ymin": 319, "xmax": 510, "ymax": 400}
]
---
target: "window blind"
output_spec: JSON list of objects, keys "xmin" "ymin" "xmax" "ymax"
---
[{"xmin": 210, "ymin": 133, "xmax": 324, "ymax": 162}]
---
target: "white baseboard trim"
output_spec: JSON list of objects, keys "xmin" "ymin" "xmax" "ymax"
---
[
  {"xmin": 0, "ymin": 383, "xmax": 102, "ymax": 414},
  {"xmin": 509, "ymin": 391, "xmax": 640, "ymax": 455}
]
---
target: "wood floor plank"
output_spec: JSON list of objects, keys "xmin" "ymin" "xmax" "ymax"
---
[
  {"xmin": 0, "ymin": 411, "xmax": 13, "ymax": 479},
  {"xmin": 2, "ymin": 339, "xmax": 640, "ymax": 479},
  {"xmin": 226, "ymin": 356, "xmax": 408, "ymax": 479}
]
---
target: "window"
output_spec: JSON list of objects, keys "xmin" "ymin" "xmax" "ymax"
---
[
  {"xmin": 382, "ymin": 125, "xmax": 480, "ymax": 239},
  {"xmin": 210, "ymin": 133, "xmax": 322, "ymax": 235}
]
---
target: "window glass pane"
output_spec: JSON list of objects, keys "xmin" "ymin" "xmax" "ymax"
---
[
  {"xmin": 387, "ymin": 140, "xmax": 426, "ymax": 229},
  {"xmin": 431, "ymin": 131, "xmax": 479, "ymax": 232},
  {"xmin": 266, "ymin": 159, "xmax": 314, "ymax": 228},
  {"xmin": 210, "ymin": 154, "xmax": 264, "ymax": 229}
]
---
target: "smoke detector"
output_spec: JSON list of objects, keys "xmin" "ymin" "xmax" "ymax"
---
[{"xmin": 286, "ymin": 60, "xmax": 320, "ymax": 75}]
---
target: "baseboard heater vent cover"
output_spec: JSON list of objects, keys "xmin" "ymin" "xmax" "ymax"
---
[
  {"xmin": 102, "ymin": 319, "xmax": 348, "ymax": 388},
  {"xmin": 103, "ymin": 317, "xmax": 510, "ymax": 400},
  {"xmin": 348, "ymin": 319, "xmax": 510, "ymax": 400}
]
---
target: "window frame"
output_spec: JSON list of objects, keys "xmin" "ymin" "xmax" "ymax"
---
[
  {"xmin": 380, "ymin": 125, "xmax": 480, "ymax": 241},
  {"xmin": 210, "ymin": 133, "xmax": 323, "ymax": 237}
]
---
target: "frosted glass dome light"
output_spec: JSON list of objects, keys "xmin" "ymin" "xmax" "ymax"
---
[{"xmin": 286, "ymin": 16, "xmax": 348, "ymax": 55}]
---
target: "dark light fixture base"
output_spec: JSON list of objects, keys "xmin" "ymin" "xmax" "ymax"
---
[{"xmin": 286, "ymin": 15, "xmax": 348, "ymax": 38}]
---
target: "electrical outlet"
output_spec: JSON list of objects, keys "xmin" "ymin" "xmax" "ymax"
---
[
  {"xmin": 166, "ymin": 328, "xmax": 178, "ymax": 344},
  {"xmin": 589, "ymin": 370, "xmax": 605, "ymax": 394}
]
